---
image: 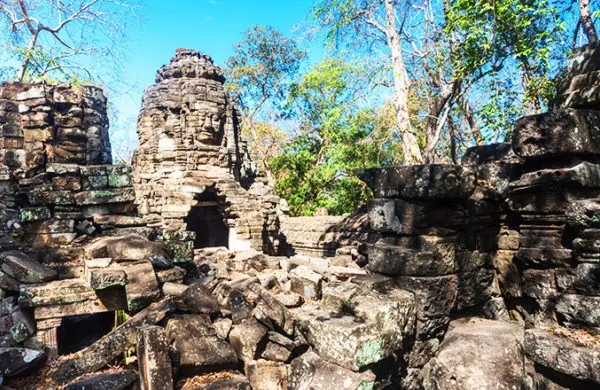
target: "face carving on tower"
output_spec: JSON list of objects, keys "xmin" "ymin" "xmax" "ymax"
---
[{"xmin": 137, "ymin": 49, "xmax": 235, "ymax": 154}]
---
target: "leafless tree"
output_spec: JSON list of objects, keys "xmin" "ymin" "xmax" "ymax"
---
[{"xmin": 0, "ymin": 0, "xmax": 138, "ymax": 82}]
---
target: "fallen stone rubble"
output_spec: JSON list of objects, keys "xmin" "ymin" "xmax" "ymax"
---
[{"xmin": 3, "ymin": 43, "xmax": 600, "ymax": 390}]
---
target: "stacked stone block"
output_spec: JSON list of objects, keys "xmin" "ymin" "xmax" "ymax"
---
[
  {"xmin": 133, "ymin": 49, "xmax": 282, "ymax": 254},
  {"xmin": 358, "ymin": 164, "xmax": 500, "ymax": 382}
]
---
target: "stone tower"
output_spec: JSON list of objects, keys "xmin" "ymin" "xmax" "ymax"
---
[{"xmin": 133, "ymin": 49, "xmax": 281, "ymax": 253}]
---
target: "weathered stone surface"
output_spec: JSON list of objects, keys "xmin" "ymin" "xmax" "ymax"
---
[
  {"xmin": 513, "ymin": 109, "xmax": 600, "ymax": 158},
  {"xmin": 74, "ymin": 188, "xmax": 135, "ymax": 205},
  {"xmin": 289, "ymin": 265, "xmax": 322, "ymax": 300},
  {"xmin": 522, "ymin": 269, "xmax": 557, "ymax": 299},
  {"xmin": 455, "ymin": 268, "xmax": 495, "ymax": 310},
  {"xmin": 557, "ymin": 263, "xmax": 600, "ymax": 295},
  {"xmin": 6, "ymin": 307, "xmax": 36, "ymax": 343},
  {"xmin": 525, "ymin": 328, "xmax": 600, "ymax": 384},
  {"xmin": 229, "ymin": 319, "xmax": 268, "ymax": 362},
  {"xmin": 395, "ymin": 275, "xmax": 457, "ymax": 319},
  {"xmin": 517, "ymin": 248, "xmax": 574, "ymax": 268},
  {"xmin": 423, "ymin": 318, "xmax": 524, "ymax": 390},
  {"xmin": 93, "ymin": 214, "xmax": 146, "ymax": 227},
  {"xmin": 19, "ymin": 207, "xmax": 51, "ymax": 222},
  {"xmin": 64, "ymin": 370, "xmax": 138, "ymax": 390},
  {"xmin": 85, "ymin": 234, "xmax": 168, "ymax": 260},
  {"xmin": 511, "ymin": 162, "xmax": 600, "ymax": 189},
  {"xmin": 88, "ymin": 268, "xmax": 127, "ymax": 290},
  {"xmin": 179, "ymin": 372, "xmax": 251, "ymax": 390},
  {"xmin": 261, "ymin": 341, "xmax": 292, "ymax": 362},
  {"xmin": 566, "ymin": 198, "xmax": 600, "ymax": 229},
  {"xmin": 367, "ymin": 198, "xmax": 469, "ymax": 234},
  {"xmin": 366, "ymin": 242, "xmax": 455, "ymax": 276},
  {"xmin": 0, "ymin": 250, "xmax": 57, "ymax": 283},
  {"xmin": 121, "ymin": 260, "xmax": 161, "ymax": 312},
  {"xmin": 49, "ymin": 298, "xmax": 175, "ymax": 384},
  {"xmin": 274, "ymin": 293, "xmax": 304, "ymax": 308},
  {"xmin": 555, "ymin": 294, "xmax": 600, "ymax": 327},
  {"xmin": 137, "ymin": 325, "xmax": 173, "ymax": 390},
  {"xmin": 358, "ymin": 165, "xmax": 477, "ymax": 200},
  {"xmin": 289, "ymin": 351, "xmax": 376, "ymax": 390},
  {"xmin": 165, "ymin": 314, "xmax": 237, "ymax": 376},
  {"xmin": 0, "ymin": 347, "xmax": 45, "ymax": 377},
  {"xmin": 246, "ymin": 360, "xmax": 288, "ymax": 390},
  {"xmin": 293, "ymin": 291, "xmax": 414, "ymax": 372},
  {"xmin": 179, "ymin": 283, "xmax": 220, "ymax": 314}
]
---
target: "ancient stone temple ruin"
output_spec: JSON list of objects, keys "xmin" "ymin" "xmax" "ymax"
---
[
  {"xmin": 133, "ymin": 49, "xmax": 281, "ymax": 255},
  {"xmin": 1, "ymin": 46, "xmax": 600, "ymax": 390}
]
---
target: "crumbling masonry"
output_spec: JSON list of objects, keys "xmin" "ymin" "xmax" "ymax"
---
[{"xmin": 0, "ymin": 46, "xmax": 600, "ymax": 389}]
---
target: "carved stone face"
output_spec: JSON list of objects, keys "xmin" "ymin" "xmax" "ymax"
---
[{"xmin": 138, "ymin": 50, "xmax": 230, "ymax": 151}]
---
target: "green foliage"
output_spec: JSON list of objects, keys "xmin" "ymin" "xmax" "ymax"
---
[
  {"xmin": 443, "ymin": 0, "xmax": 567, "ymax": 140},
  {"xmin": 225, "ymin": 25, "xmax": 306, "ymax": 116},
  {"xmin": 270, "ymin": 59, "xmax": 400, "ymax": 216}
]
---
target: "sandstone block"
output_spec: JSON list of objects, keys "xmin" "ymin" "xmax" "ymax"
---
[
  {"xmin": 137, "ymin": 325, "xmax": 173, "ymax": 390},
  {"xmin": 358, "ymin": 164, "xmax": 476, "ymax": 200},
  {"xmin": 525, "ymin": 328, "xmax": 600, "ymax": 384},
  {"xmin": 423, "ymin": 318, "xmax": 524, "ymax": 390},
  {"xmin": 288, "ymin": 351, "xmax": 376, "ymax": 389},
  {"xmin": 0, "ymin": 250, "xmax": 56, "ymax": 283},
  {"xmin": 513, "ymin": 109, "xmax": 600, "ymax": 158}
]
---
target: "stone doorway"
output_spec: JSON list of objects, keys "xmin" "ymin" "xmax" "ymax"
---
[
  {"xmin": 185, "ymin": 191, "xmax": 229, "ymax": 249},
  {"xmin": 56, "ymin": 311, "xmax": 115, "ymax": 355}
]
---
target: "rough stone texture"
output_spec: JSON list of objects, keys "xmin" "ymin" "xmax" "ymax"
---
[
  {"xmin": 293, "ymin": 284, "xmax": 414, "ymax": 372},
  {"xmin": 245, "ymin": 360, "xmax": 288, "ymax": 390},
  {"xmin": 513, "ymin": 109, "xmax": 600, "ymax": 158},
  {"xmin": 358, "ymin": 164, "xmax": 477, "ymax": 200},
  {"xmin": 132, "ymin": 49, "xmax": 282, "ymax": 254},
  {"xmin": 64, "ymin": 370, "xmax": 138, "ymax": 390},
  {"xmin": 137, "ymin": 325, "xmax": 173, "ymax": 390},
  {"xmin": 525, "ymin": 328, "xmax": 600, "ymax": 384},
  {"xmin": 423, "ymin": 318, "xmax": 525, "ymax": 390},
  {"xmin": 0, "ymin": 347, "xmax": 45, "ymax": 377},
  {"xmin": 288, "ymin": 351, "xmax": 376, "ymax": 390},
  {"xmin": 165, "ymin": 314, "xmax": 237, "ymax": 375}
]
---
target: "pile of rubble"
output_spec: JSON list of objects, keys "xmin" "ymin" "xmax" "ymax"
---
[{"xmin": 4, "ymin": 44, "xmax": 600, "ymax": 390}]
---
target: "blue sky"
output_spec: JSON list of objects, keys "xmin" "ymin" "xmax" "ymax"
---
[{"xmin": 111, "ymin": 0, "xmax": 322, "ymax": 156}]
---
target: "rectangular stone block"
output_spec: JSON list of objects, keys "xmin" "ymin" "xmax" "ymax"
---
[
  {"xmin": 367, "ymin": 198, "xmax": 467, "ymax": 234},
  {"xmin": 74, "ymin": 188, "xmax": 135, "ymax": 205},
  {"xmin": 22, "ymin": 219, "xmax": 74, "ymax": 234},
  {"xmin": 358, "ymin": 164, "xmax": 476, "ymax": 200},
  {"xmin": 366, "ymin": 243, "xmax": 455, "ymax": 276},
  {"xmin": 137, "ymin": 325, "xmax": 173, "ymax": 390},
  {"xmin": 513, "ymin": 109, "xmax": 600, "ymax": 158},
  {"xmin": 394, "ymin": 275, "xmax": 457, "ymax": 319}
]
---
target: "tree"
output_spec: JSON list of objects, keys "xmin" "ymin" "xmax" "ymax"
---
[
  {"xmin": 312, "ymin": 0, "xmax": 424, "ymax": 164},
  {"xmin": 0, "ymin": 0, "xmax": 138, "ymax": 83},
  {"xmin": 312, "ymin": 0, "xmax": 566, "ymax": 162},
  {"xmin": 579, "ymin": 0, "xmax": 598, "ymax": 42},
  {"xmin": 271, "ymin": 59, "xmax": 401, "ymax": 216},
  {"xmin": 225, "ymin": 26, "xmax": 305, "ymax": 184}
]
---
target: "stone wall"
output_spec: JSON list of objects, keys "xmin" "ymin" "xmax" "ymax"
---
[
  {"xmin": 0, "ymin": 82, "xmax": 137, "ymax": 248},
  {"xmin": 3, "ymin": 45, "xmax": 600, "ymax": 390}
]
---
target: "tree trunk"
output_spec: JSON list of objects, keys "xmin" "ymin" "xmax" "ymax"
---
[
  {"xmin": 424, "ymin": 80, "xmax": 457, "ymax": 162},
  {"xmin": 384, "ymin": 0, "xmax": 422, "ymax": 164},
  {"xmin": 461, "ymin": 97, "xmax": 482, "ymax": 145},
  {"xmin": 449, "ymin": 114, "xmax": 457, "ymax": 164},
  {"xmin": 580, "ymin": 0, "xmax": 598, "ymax": 44}
]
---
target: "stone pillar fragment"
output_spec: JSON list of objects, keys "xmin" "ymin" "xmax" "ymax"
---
[{"xmin": 137, "ymin": 325, "xmax": 173, "ymax": 390}]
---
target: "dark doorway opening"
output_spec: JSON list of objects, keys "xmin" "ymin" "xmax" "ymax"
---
[
  {"xmin": 57, "ymin": 311, "xmax": 115, "ymax": 355},
  {"xmin": 185, "ymin": 191, "xmax": 229, "ymax": 249}
]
